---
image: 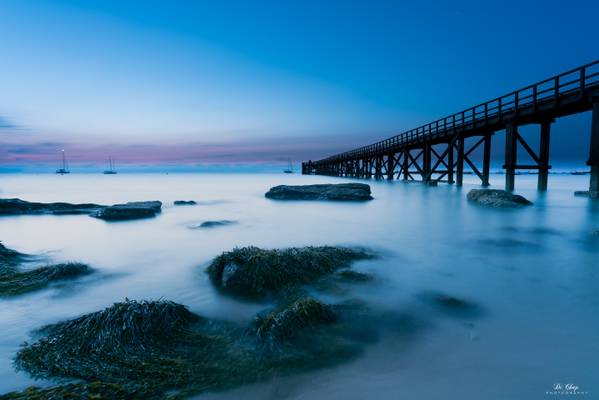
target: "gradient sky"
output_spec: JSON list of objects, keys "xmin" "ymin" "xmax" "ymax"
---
[{"xmin": 1, "ymin": 0, "xmax": 598, "ymax": 167}]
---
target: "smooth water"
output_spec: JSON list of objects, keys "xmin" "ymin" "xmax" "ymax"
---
[{"xmin": 0, "ymin": 172, "xmax": 598, "ymax": 399}]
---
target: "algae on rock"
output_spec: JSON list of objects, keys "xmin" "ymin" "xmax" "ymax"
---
[{"xmin": 206, "ymin": 246, "xmax": 374, "ymax": 298}]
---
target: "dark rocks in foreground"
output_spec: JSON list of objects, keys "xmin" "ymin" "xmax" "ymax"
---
[
  {"xmin": 467, "ymin": 189, "xmax": 532, "ymax": 208},
  {"xmin": 91, "ymin": 201, "xmax": 162, "ymax": 221},
  {"xmin": 174, "ymin": 200, "xmax": 197, "ymax": 205},
  {"xmin": 265, "ymin": 183, "xmax": 373, "ymax": 201},
  {"xmin": 206, "ymin": 246, "xmax": 374, "ymax": 299},
  {"xmin": 0, "ymin": 198, "xmax": 105, "ymax": 216},
  {"xmin": 13, "ymin": 298, "xmax": 367, "ymax": 398}
]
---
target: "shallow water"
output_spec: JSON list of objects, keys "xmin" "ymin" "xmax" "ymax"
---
[{"xmin": 0, "ymin": 172, "xmax": 598, "ymax": 399}]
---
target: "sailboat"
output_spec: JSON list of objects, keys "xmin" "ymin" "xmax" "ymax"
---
[
  {"xmin": 56, "ymin": 149, "xmax": 70, "ymax": 175},
  {"xmin": 103, "ymin": 157, "xmax": 117, "ymax": 174},
  {"xmin": 284, "ymin": 158, "xmax": 293, "ymax": 174}
]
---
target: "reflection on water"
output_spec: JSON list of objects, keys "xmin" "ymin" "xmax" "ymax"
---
[{"xmin": 0, "ymin": 172, "xmax": 598, "ymax": 399}]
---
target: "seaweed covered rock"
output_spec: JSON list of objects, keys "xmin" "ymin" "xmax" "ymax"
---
[
  {"xmin": 0, "ymin": 381, "xmax": 154, "ymax": 400},
  {"xmin": 15, "ymin": 300, "xmax": 261, "ymax": 397},
  {"xmin": 254, "ymin": 298, "xmax": 337, "ymax": 347},
  {"xmin": 174, "ymin": 200, "xmax": 197, "ymax": 206},
  {"xmin": 91, "ymin": 201, "xmax": 162, "ymax": 221},
  {"xmin": 467, "ymin": 189, "xmax": 532, "ymax": 208},
  {"xmin": 0, "ymin": 263, "xmax": 92, "ymax": 297},
  {"xmin": 206, "ymin": 246, "xmax": 373, "ymax": 298},
  {"xmin": 0, "ymin": 198, "xmax": 105, "ymax": 216},
  {"xmin": 13, "ymin": 298, "xmax": 371, "ymax": 398},
  {"xmin": 265, "ymin": 183, "xmax": 373, "ymax": 201},
  {"xmin": 0, "ymin": 241, "xmax": 24, "ymax": 267}
]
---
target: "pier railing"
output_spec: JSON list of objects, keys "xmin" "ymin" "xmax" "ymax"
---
[{"xmin": 313, "ymin": 60, "xmax": 599, "ymax": 164}]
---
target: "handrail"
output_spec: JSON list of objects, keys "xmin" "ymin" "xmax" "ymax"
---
[{"xmin": 311, "ymin": 60, "xmax": 599, "ymax": 165}]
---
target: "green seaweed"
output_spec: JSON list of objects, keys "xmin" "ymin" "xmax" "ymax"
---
[
  {"xmin": 206, "ymin": 246, "xmax": 374, "ymax": 298},
  {"xmin": 14, "ymin": 298, "xmax": 369, "ymax": 398},
  {"xmin": 254, "ymin": 298, "xmax": 337, "ymax": 348},
  {"xmin": 0, "ymin": 381, "xmax": 162, "ymax": 400},
  {"xmin": 0, "ymin": 263, "xmax": 92, "ymax": 297}
]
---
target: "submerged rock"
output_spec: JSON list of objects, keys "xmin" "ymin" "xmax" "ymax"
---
[
  {"xmin": 195, "ymin": 220, "xmax": 237, "ymax": 228},
  {"xmin": 0, "ymin": 198, "xmax": 105, "ymax": 216},
  {"xmin": 255, "ymin": 298, "xmax": 337, "ymax": 347},
  {"xmin": 0, "ymin": 262, "xmax": 93, "ymax": 297},
  {"xmin": 91, "ymin": 201, "xmax": 162, "ymax": 221},
  {"xmin": 265, "ymin": 183, "xmax": 373, "ymax": 201},
  {"xmin": 418, "ymin": 291, "xmax": 481, "ymax": 317},
  {"xmin": 574, "ymin": 190, "xmax": 599, "ymax": 199},
  {"xmin": 206, "ymin": 246, "xmax": 373, "ymax": 298},
  {"xmin": 467, "ymin": 189, "xmax": 532, "ymax": 208},
  {"xmin": 174, "ymin": 200, "xmax": 197, "ymax": 206}
]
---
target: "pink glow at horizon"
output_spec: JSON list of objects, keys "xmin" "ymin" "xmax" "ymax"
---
[{"xmin": 0, "ymin": 136, "xmax": 370, "ymax": 165}]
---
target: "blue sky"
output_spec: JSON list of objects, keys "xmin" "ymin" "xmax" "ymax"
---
[{"xmin": 1, "ymin": 0, "xmax": 598, "ymax": 166}]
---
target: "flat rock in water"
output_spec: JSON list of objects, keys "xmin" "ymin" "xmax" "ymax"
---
[
  {"xmin": 174, "ymin": 200, "xmax": 197, "ymax": 206},
  {"xmin": 196, "ymin": 220, "xmax": 236, "ymax": 228},
  {"xmin": 265, "ymin": 183, "xmax": 373, "ymax": 201},
  {"xmin": 0, "ymin": 198, "xmax": 105, "ymax": 216},
  {"xmin": 91, "ymin": 201, "xmax": 162, "ymax": 221},
  {"xmin": 467, "ymin": 189, "xmax": 532, "ymax": 208},
  {"xmin": 574, "ymin": 190, "xmax": 599, "ymax": 199}
]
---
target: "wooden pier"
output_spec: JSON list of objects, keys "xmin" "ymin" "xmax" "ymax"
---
[{"xmin": 303, "ymin": 61, "xmax": 599, "ymax": 193}]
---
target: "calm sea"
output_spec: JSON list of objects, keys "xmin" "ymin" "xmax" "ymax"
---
[{"xmin": 0, "ymin": 172, "xmax": 598, "ymax": 399}]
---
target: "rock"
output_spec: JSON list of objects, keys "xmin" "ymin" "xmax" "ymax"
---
[
  {"xmin": 174, "ymin": 200, "xmax": 197, "ymax": 205},
  {"xmin": 254, "ymin": 298, "xmax": 337, "ymax": 347},
  {"xmin": 91, "ymin": 201, "xmax": 162, "ymax": 221},
  {"xmin": 265, "ymin": 183, "xmax": 373, "ymax": 201},
  {"xmin": 467, "ymin": 189, "xmax": 532, "ymax": 207},
  {"xmin": 418, "ymin": 291, "xmax": 482, "ymax": 317},
  {"xmin": 0, "ymin": 262, "xmax": 93, "ymax": 296},
  {"xmin": 12, "ymin": 298, "xmax": 365, "ymax": 398},
  {"xmin": 574, "ymin": 190, "xmax": 599, "ymax": 199},
  {"xmin": 0, "ymin": 198, "xmax": 105, "ymax": 215},
  {"xmin": 195, "ymin": 220, "xmax": 236, "ymax": 228},
  {"xmin": 0, "ymin": 381, "xmax": 149, "ymax": 400},
  {"xmin": 0, "ymin": 241, "xmax": 24, "ymax": 266},
  {"xmin": 335, "ymin": 269, "xmax": 373, "ymax": 282},
  {"xmin": 206, "ymin": 246, "xmax": 374, "ymax": 298}
]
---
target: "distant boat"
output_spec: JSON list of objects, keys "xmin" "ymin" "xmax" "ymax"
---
[
  {"xmin": 284, "ymin": 158, "xmax": 293, "ymax": 174},
  {"xmin": 103, "ymin": 157, "xmax": 117, "ymax": 174},
  {"xmin": 56, "ymin": 149, "xmax": 70, "ymax": 175}
]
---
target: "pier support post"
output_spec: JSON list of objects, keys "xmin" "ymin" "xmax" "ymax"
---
[
  {"xmin": 402, "ymin": 150, "xmax": 409, "ymax": 180},
  {"xmin": 589, "ymin": 100, "xmax": 599, "ymax": 193},
  {"xmin": 482, "ymin": 133, "xmax": 492, "ymax": 187},
  {"xmin": 538, "ymin": 121, "xmax": 551, "ymax": 191},
  {"xmin": 423, "ymin": 143, "xmax": 431, "ymax": 182},
  {"xmin": 505, "ymin": 122, "xmax": 517, "ymax": 191},
  {"xmin": 447, "ymin": 141, "xmax": 454, "ymax": 184},
  {"xmin": 456, "ymin": 135, "xmax": 464, "ymax": 186},
  {"xmin": 387, "ymin": 153, "xmax": 395, "ymax": 180}
]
